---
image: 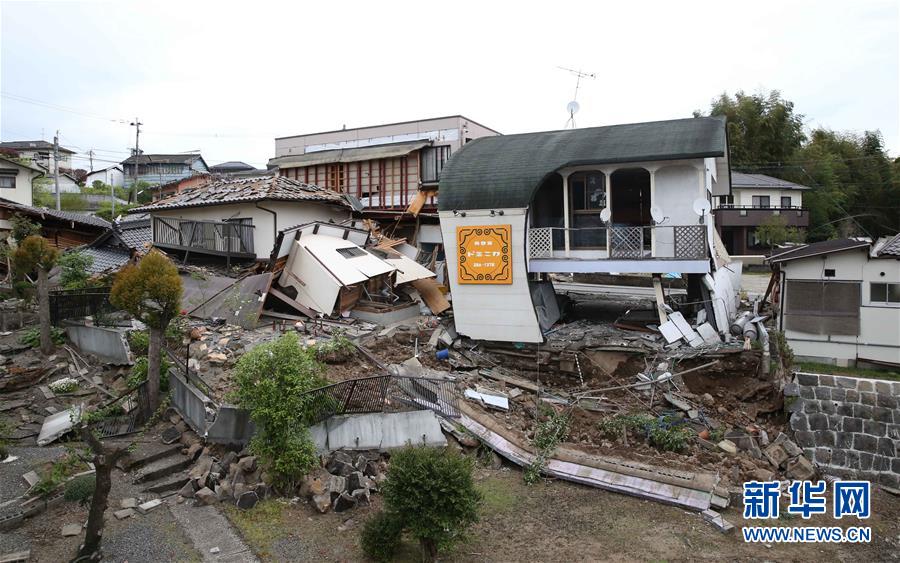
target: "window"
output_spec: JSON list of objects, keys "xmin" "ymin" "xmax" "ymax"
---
[
  {"xmin": 752, "ymin": 195, "xmax": 770, "ymax": 208},
  {"xmin": 784, "ymin": 280, "xmax": 860, "ymax": 335},
  {"xmin": 718, "ymin": 195, "xmax": 734, "ymax": 207},
  {"xmin": 824, "ymin": 269, "xmax": 835, "ymax": 277},
  {"xmin": 0, "ymin": 172, "xmax": 15, "ymax": 189},
  {"xmin": 871, "ymin": 282, "xmax": 900, "ymax": 304},
  {"xmin": 337, "ymin": 247, "xmax": 367, "ymax": 259},
  {"xmin": 421, "ymin": 145, "xmax": 451, "ymax": 183},
  {"xmin": 327, "ymin": 164, "xmax": 346, "ymax": 191},
  {"xmin": 781, "ymin": 196, "xmax": 792, "ymax": 208},
  {"xmin": 570, "ymin": 172, "xmax": 606, "ymax": 211}
]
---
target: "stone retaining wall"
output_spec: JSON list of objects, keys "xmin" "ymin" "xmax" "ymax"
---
[{"xmin": 786, "ymin": 372, "xmax": 900, "ymax": 488}]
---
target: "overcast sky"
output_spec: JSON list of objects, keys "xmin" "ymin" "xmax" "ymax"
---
[{"xmin": 2, "ymin": 0, "xmax": 898, "ymax": 171}]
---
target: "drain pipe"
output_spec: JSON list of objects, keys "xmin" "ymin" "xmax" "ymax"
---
[
  {"xmin": 255, "ymin": 201, "xmax": 278, "ymax": 248},
  {"xmin": 757, "ymin": 321, "xmax": 770, "ymax": 376}
]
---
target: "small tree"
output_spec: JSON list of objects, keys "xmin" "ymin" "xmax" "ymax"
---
[
  {"xmin": 374, "ymin": 446, "xmax": 482, "ymax": 561},
  {"xmin": 9, "ymin": 213, "xmax": 41, "ymax": 243},
  {"xmin": 109, "ymin": 251, "xmax": 182, "ymax": 415},
  {"xmin": 230, "ymin": 332, "xmax": 327, "ymax": 489},
  {"xmin": 754, "ymin": 215, "xmax": 806, "ymax": 252},
  {"xmin": 58, "ymin": 251, "xmax": 94, "ymax": 289},
  {"xmin": 13, "ymin": 236, "xmax": 58, "ymax": 354}
]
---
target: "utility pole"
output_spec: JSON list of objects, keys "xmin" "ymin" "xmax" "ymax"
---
[
  {"xmin": 129, "ymin": 118, "xmax": 142, "ymax": 203},
  {"xmin": 54, "ymin": 131, "xmax": 61, "ymax": 211},
  {"xmin": 88, "ymin": 149, "xmax": 94, "ymax": 172}
]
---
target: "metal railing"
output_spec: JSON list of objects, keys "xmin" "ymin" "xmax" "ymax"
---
[
  {"xmin": 152, "ymin": 216, "xmax": 255, "ymax": 257},
  {"xmin": 714, "ymin": 204, "xmax": 805, "ymax": 210},
  {"xmin": 528, "ymin": 225, "xmax": 708, "ymax": 260},
  {"xmin": 298, "ymin": 375, "xmax": 460, "ymax": 425},
  {"xmin": 49, "ymin": 286, "xmax": 118, "ymax": 325}
]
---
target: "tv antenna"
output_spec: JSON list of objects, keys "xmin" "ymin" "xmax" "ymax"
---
[{"xmin": 558, "ymin": 66, "xmax": 595, "ymax": 128}]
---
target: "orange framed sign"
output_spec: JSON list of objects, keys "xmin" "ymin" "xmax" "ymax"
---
[{"xmin": 456, "ymin": 225, "xmax": 512, "ymax": 284}]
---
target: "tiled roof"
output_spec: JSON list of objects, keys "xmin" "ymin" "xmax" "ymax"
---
[
  {"xmin": 731, "ymin": 172, "xmax": 811, "ymax": 191},
  {"xmin": 116, "ymin": 218, "xmax": 151, "ymax": 250},
  {"xmin": 0, "ymin": 199, "xmax": 111, "ymax": 229},
  {"xmin": 873, "ymin": 233, "xmax": 900, "ymax": 257},
  {"xmin": 132, "ymin": 174, "xmax": 351, "ymax": 212},
  {"xmin": 0, "ymin": 140, "xmax": 76, "ymax": 154},
  {"xmin": 81, "ymin": 247, "xmax": 132, "ymax": 274},
  {"xmin": 209, "ymin": 161, "xmax": 257, "ymax": 172},
  {"xmin": 438, "ymin": 116, "xmax": 727, "ymax": 210},
  {"xmin": 122, "ymin": 153, "xmax": 204, "ymax": 165},
  {"xmin": 767, "ymin": 238, "xmax": 871, "ymax": 264}
]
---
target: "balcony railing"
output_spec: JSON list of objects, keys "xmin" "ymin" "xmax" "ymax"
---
[
  {"xmin": 528, "ymin": 225, "xmax": 708, "ymax": 260},
  {"xmin": 152, "ymin": 216, "xmax": 256, "ymax": 262},
  {"xmin": 712, "ymin": 206, "xmax": 808, "ymax": 228}
]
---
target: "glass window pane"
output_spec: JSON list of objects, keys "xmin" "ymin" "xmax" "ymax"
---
[
  {"xmin": 781, "ymin": 196, "xmax": 791, "ymax": 208},
  {"xmin": 871, "ymin": 283, "xmax": 887, "ymax": 302},
  {"xmin": 889, "ymin": 284, "xmax": 900, "ymax": 303},
  {"xmin": 571, "ymin": 179, "xmax": 586, "ymax": 210},
  {"xmin": 587, "ymin": 174, "xmax": 606, "ymax": 209}
]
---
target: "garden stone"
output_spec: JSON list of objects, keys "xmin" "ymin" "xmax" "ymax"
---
[
  {"xmin": 236, "ymin": 491, "xmax": 259, "ymax": 510},
  {"xmin": 194, "ymin": 487, "xmax": 218, "ymax": 506},
  {"xmin": 332, "ymin": 492, "xmax": 357, "ymax": 513}
]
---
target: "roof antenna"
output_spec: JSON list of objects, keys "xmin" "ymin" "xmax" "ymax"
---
[{"xmin": 558, "ymin": 66, "xmax": 595, "ymax": 129}]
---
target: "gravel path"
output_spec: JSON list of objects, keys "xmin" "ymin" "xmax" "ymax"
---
[
  {"xmin": 169, "ymin": 502, "xmax": 259, "ymax": 562},
  {"xmin": 0, "ymin": 445, "xmax": 65, "ymax": 514}
]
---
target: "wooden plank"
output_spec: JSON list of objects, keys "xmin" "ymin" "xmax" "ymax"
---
[
  {"xmin": 652, "ymin": 274, "xmax": 668, "ymax": 325},
  {"xmin": 410, "ymin": 278, "xmax": 450, "ymax": 314},
  {"xmin": 479, "ymin": 369, "xmax": 540, "ymax": 392},
  {"xmin": 267, "ymin": 287, "xmax": 317, "ymax": 318}
]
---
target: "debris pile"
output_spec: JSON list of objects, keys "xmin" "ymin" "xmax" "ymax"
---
[
  {"xmin": 300, "ymin": 450, "xmax": 386, "ymax": 514},
  {"xmin": 174, "ymin": 448, "xmax": 270, "ymax": 510}
]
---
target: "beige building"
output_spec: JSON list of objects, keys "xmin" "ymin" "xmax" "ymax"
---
[
  {"xmin": 0, "ymin": 153, "xmax": 43, "ymax": 208},
  {"xmin": 0, "ymin": 140, "xmax": 74, "ymax": 171}
]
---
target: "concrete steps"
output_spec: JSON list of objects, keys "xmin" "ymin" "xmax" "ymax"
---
[
  {"xmin": 143, "ymin": 475, "xmax": 191, "ymax": 495},
  {"xmin": 120, "ymin": 443, "xmax": 184, "ymax": 472},
  {"xmin": 133, "ymin": 454, "xmax": 193, "ymax": 484}
]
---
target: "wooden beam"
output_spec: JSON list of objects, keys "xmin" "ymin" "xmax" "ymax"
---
[
  {"xmin": 267, "ymin": 287, "xmax": 317, "ymax": 318},
  {"xmin": 652, "ymin": 274, "xmax": 668, "ymax": 325}
]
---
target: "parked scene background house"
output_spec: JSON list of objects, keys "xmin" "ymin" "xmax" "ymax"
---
[{"xmin": 122, "ymin": 152, "xmax": 209, "ymax": 187}]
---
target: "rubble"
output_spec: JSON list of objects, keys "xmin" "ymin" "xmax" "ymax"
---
[{"xmin": 299, "ymin": 450, "xmax": 387, "ymax": 515}]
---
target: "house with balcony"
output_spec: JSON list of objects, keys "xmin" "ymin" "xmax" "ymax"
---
[
  {"xmin": 268, "ymin": 116, "xmax": 499, "ymax": 244},
  {"xmin": 0, "ymin": 140, "xmax": 75, "ymax": 171},
  {"xmin": 132, "ymin": 175, "xmax": 353, "ymax": 266},
  {"xmin": 713, "ymin": 172, "xmax": 809, "ymax": 255},
  {"xmin": 437, "ymin": 116, "xmax": 732, "ymax": 343},
  {"xmin": 121, "ymin": 153, "xmax": 209, "ymax": 187}
]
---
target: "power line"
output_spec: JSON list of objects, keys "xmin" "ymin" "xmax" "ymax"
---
[{"xmin": 1, "ymin": 92, "xmax": 129, "ymax": 123}]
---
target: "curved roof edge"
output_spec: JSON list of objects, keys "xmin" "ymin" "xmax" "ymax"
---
[{"xmin": 438, "ymin": 116, "xmax": 726, "ymax": 211}]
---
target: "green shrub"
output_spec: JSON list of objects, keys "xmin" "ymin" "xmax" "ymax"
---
[
  {"xmin": 64, "ymin": 474, "xmax": 95, "ymax": 505},
  {"xmin": 360, "ymin": 511, "xmax": 404, "ymax": 562},
  {"xmin": 57, "ymin": 251, "xmax": 94, "ymax": 289},
  {"xmin": 648, "ymin": 424, "xmax": 692, "ymax": 452},
  {"xmin": 20, "ymin": 327, "xmax": 65, "ymax": 348},
  {"xmin": 230, "ymin": 332, "xmax": 327, "ymax": 489},
  {"xmin": 314, "ymin": 332, "xmax": 356, "ymax": 363},
  {"xmin": 597, "ymin": 413, "xmax": 693, "ymax": 453},
  {"xmin": 127, "ymin": 355, "xmax": 171, "ymax": 391},
  {"xmin": 10, "ymin": 214, "xmax": 41, "ymax": 242},
  {"xmin": 127, "ymin": 330, "xmax": 149, "ymax": 355},
  {"xmin": 382, "ymin": 446, "xmax": 481, "ymax": 560},
  {"xmin": 12, "ymin": 280, "xmax": 33, "ymax": 300},
  {"xmin": 524, "ymin": 409, "xmax": 570, "ymax": 485}
]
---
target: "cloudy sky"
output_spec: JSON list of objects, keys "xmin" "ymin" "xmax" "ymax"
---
[{"xmin": 1, "ymin": 0, "xmax": 898, "ymax": 171}]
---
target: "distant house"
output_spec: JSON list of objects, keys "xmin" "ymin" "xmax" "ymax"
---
[
  {"xmin": 269, "ymin": 115, "xmax": 499, "ymax": 244},
  {"xmin": 0, "ymin": 154, "xmax": 43, "ymax": 207},
  {"xmin": 34, "ymin": 162, "xmax": 81, "ymax": 193},
  {"xmin": 713, "ymin": 172, "xmax": 810, "ymax": 255},
  {"xmin": 0, "ymin": 140, "xmax": 75, "ymax": 170},
  {"xmin": 150, "ymin": 174, "xmax": 210, "ymax": 201},
  {"xmin": 133, "ymin": 175, "xmax": 353, "ymax": 264},
  {"xmin": 121, "ymin": 153, "xmax": 209, "ymax": 187},
  {"xmin": 85, "ymin": 165, "xmax": 125, "ymax": 187},
  {"xmin": 768, "ymin": 235, "xmax": 900, "ymax": 368},
  {"xmin": 209, "ymin": 161, "xmax": 261, "ymax": 175}
]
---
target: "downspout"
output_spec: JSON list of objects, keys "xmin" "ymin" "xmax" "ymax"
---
[{"xmin": 255, "ymin": 201, "xmax": 278, "ymax": 260}]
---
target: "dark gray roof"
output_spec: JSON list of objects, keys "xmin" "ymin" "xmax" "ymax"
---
[
  {"xmin": 116, "ymin": 218, "xmax": 151, "ymax": 250},
  {"xmin": 767, "ymin": 238, "xmax": 870, "ymax": 264},
  {"xmin": 0, "ymin": 199, "xmax": 111, "ymax": 229},
  {"xmin": 269, "ymin": 140, "xmax": 430, "ymax": 169},
  {"xmin": 80, "ymin": 247, "xmax": 132, "ymax": 274},
  {"xmin": 209, "ymin": 161, "xmax": 257, "ymax": 172},
  {"xmin": 0, "ymin": 140, "xmax": 76, "ymax": 154},
  {"xmin": 132, "ymin": 175, "xmax": 351, "ymax": 212},
  {"xmin": 438, "ymin": 116, "xmax": 727, "ymax": 210},
  {"xmin": 731, "ymin": 172, "xmax": 811, "ymax": 191},
  {"xmin": 874, "ymin": 233, "xmax": 900, "ymax": 257},
  {"xmin": 122, "ymin": 153, "xmax": 204, "ymax": 165}
]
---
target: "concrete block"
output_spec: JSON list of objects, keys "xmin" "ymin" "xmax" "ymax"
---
[
  {"xmin": 858, "ymin": 452, "xmax": 874, "ymax": 471},
  {"xmin": 820, "ymin": 402, "xmax": 836, "ymax": 415},
  {"xmin": 783, "ymin": 382, "xmax": 800, "ymax": 397},
  {"xmin": 114, "ymin": 508, "xmax": 135, "ymax": 520},
  {"xmin": 797, "ymin": 373, "xmax": 819, "ymax": 386},
  {"xmin": 64, "ymin": 324, "xmax": 130, "ymax": 365},
  {"xmin": 137, "ymin": 499, "xmax": 162, "ymax": 514},
  {"xmin": 857, "ymin": 379, "xmax": 874, "ymax": 393},
  {"xmin": 835, "ymin": 432, "xmax": 854, "ymax": 449},
  {"xmin": 794, "ymin": 431, "xmax": 815, "ymax": 448},
  {"xmin": 786, "ymin": 455, "xmax": 816, "ymax": 481},
  {"xmin": 814, "ymin": 387, "xmax": 832, "ymax": 401},
  {"xmin": 860, "ymin": 392, "xmax": 877, "ymax": 406},
  {"xmin": 818, "ymin": 375, "xmax": 835, "ymax": 387},
  {"xmin": 814, "ymin": 430, "xmax": 835, "ymax": 447},
  {"xmin": 808, "ymin": 413, "xmax": 828, "ymax": 431},
  {"xmin": 61, "ymin": 523, "xmax": 82, "ymax": 537},
  {"xmin": 763, "ymin": 444, "xmax": 789, "ymax": 468},
  {"xmin": 831, "ymin": 449, "xmax": 846, "ymax": 467},
  {"xmin": 874, "ymin": 380, "xmax": 893, "ymax": 395},
  {"xmin": 845, "ymin": 389, "xmax": 859, "ymax": 402},
  {"xmin": 878, "ymin": 472, "xmax": 900, "ymax": 489},
  {"xmin": 893, "ymin": 382, "xmax": 900, "ymax": 396},
  {"xmin": 803, "ymin": 401, "xmax": 820, "ymax": 414},
  {"xmin": 863, "ymin": 420, "xmax": 887, "ymax": 437},
  {"xmin": 872, "ymin": 407, "xmax": 894, "ymax": 424},
  {"xmin": 799, "ymin": 387, "xmax": 815, "ymax": 400},
  {"xmin": 854, "ymin": 434, "xmax": 877, "ymax": 453},
  {"xmin": 120, "ymin": 498, "xmax": 138, "ymax": 509},
  {"xmin": 790, "ymin": 414, "xmax": 809, "ymax": 432},
  {"xmin": 876, "ymin": 394, "xmax": 897, "ymax": 409},
  {"xmin": 835, "ymin": 377, "xmax": 857, "ymax": 390},
  {"xmin": 325, "ymin": 410, "xmax": 447, "ymax": 451},
  {"xmin": 836, "ymin": 403, "xmax": 854, "ymax": 417},
  {"xmin": 830, "ymin": 387, "xmax": 846, "ymax": 402},
  {"xmin": 814, "ymin": 448, "xmax": 831, "ymax": 465},
  {"xmin": 853, "ymin": 404, "xmax": 873, "ymax": 419},
  {"xmin": 876, "ymin": 437, "xmax": 896, "ymax": 457},
  {"xmin": 843, "ymin": 417, "xmax": 863, "ymax": 433}
]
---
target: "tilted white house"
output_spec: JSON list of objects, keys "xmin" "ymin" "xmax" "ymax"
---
[
  {"xmin": 769, "ymin": 235, "xmax": 900, "ymax": 367},
  {"xmin": 0, "ymin": 154, "xmax": 43, "ymax": 207},
  {"xmin": 437, "ymin": 116, "xmax": 732, "ymax": 343}
]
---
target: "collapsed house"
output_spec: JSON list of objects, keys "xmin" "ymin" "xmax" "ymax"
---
[
  {"xmin": 0, "ymin": 199, "xmax": 111, "ymax": 250},
  {"xmin": 436, "ymin": 116, "xmax": 740, "ymax": 343}
]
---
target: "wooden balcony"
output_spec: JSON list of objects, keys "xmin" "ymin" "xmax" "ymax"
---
[
  {"xmin": 713, "ymin": 206, "xmax": 808, "ymax": 228},
  {"xmin": 152, "ymin": 216, "xmax": 256, "ymax": 263}
]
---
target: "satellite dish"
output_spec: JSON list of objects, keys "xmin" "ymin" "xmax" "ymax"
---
[
  {"xmin": 566, "ymin": 100, "xmax": 580, "ymax": 115},
  {"xmin": 599, "ymin": 208, "xmax": 612, "ymax": 223},
  {"xmin": 650, "ymin": 206, "xmax": 665, "ymax": 223},
  {"xmin": 692, "ymin": 198, "xmax": 712, "ymax": 216}
]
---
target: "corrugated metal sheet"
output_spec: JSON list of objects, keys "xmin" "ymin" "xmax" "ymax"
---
[{"xmin": 270, "ymin": 141, "xmax": 430, "ymax": 169}]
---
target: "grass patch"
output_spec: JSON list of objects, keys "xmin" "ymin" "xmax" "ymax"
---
[
  {"xmin": 225, "ymin": 500, "xmax": 286, "ymax": 558},
  {"xmin": 795, "ymin": 361, "xmax": 900, "ymax": 382},
  {"xmin": 476, "ymin": 475, "xmax": 520, "ymax": 515}
]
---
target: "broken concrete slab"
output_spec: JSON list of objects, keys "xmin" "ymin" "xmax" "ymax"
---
[
  {"xmin": 120, "ymin": 497, "xmax": 138, "ymax": 509},
  {"xmin": 137, "ymin": 499, "xmax": 163, "ymax": 514},
  {"xmin": 717, "ymin": 440, "xmax": 738, "ymax": 454},
  {"xmin": 113, "ymin": 508, "xmax": 135, "ymax": 520},
  {"xmin": 320, "ymin": 410, "xmax": 447, "ymax": 452},
  {"xmin": 464, "ymin": 389, "xmax": 509, "ymax": 411},
  {"xmin": 61, "ymin": 523, "xmax": 82, "ymax": 537},
  {"xmin": 64, "ymin": 325, "xmax": 131, "ymax": 365},
  {"xmin": 37, "ymin": 404, "xmax": 82, "ymax": 446},
  {"xmin": 701, "ymin": 509, "xmax": 734, "ymax": 533},
  {"xmin": 785, "ymin": 455, "xmax": 816, "ymax": 481}
]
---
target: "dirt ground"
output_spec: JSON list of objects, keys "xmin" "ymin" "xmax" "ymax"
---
[{"xmin": 222, "ymin": 465, "xmax": 900, "ymax": 562}]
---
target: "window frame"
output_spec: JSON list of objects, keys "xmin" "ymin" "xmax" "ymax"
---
[
  {"xmin": 752, "ymin": 195, "xmax": 771, "ymax": 208},
  {"xmin": 870, "ymin": 282, "xmax": 900, "ymax": 305},
  {"xmin": 0, "ymin": 173, "xmax": 16, "ymax": 189},
  {"xmin": 569, "ymin": 171, "xmax": 607, "ymax": 213},
  {"xmin": 420, "ymin": 145, "xmax": 452, "ymax": 184},
  {"xmin": 780, "ymin": 196, "xmax": 792, "ymax": 208}
]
